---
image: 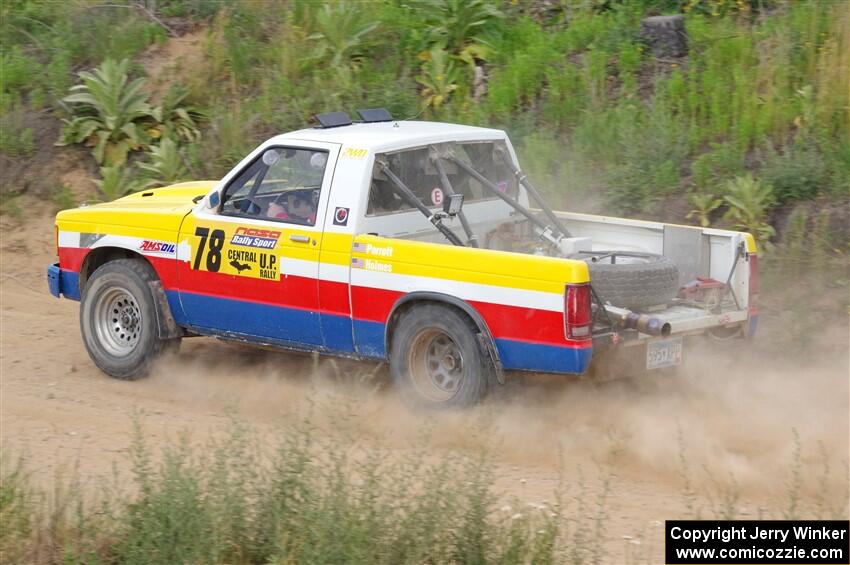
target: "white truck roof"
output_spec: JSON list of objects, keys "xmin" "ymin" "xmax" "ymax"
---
[{"xmin": 271, "ymin": 120, "xmax": 507, "ymax": 152}]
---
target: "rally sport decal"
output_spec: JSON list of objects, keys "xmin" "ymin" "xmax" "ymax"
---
[{"xmin": 191, "ymin": 226, "xmax": 279, "ymax": 281}]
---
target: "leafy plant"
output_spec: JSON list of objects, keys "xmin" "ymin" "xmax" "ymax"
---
[
  {"xmin": 150, "ymin": 84, "xmax": 203, "ymax": 143},
  {"xmin": 57, "ymin": 58, "xmax": 152, "ymax": 165},
  {"xmin": 416, "ymin": 46, "xmax": 459, "ymax": 109},
  {"xmin": 413, "ymin": 0, "xmax": 503, "ymax": 54},
  {"xmin": 722, "ymin": 174, "xmax": 776, "ymax": 251},
  {"xmin": 93, "ymin": 165, "xmax": 141, "ymax": 201},
  {"xmin": 307, "ymin": 2, "xmax": 379, "ymax": 71},
  {"xmin": 138, "ymin": 138, "xmax": 189, "ymax": 189},
  {"xmin": 686, "ymin": 193, "xmax": 723, "ymax": 227}
]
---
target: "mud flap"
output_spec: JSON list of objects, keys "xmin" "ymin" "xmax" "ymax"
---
[{"xmin": 148, "ymin": 280, "xmax": 183, "ymax": 339}]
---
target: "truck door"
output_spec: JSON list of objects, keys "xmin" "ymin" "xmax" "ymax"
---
[{"xmin": 177, "ymin": 142, "xmax": 340, "ymax": 347}]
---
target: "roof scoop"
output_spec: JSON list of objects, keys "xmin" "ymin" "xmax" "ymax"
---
[
  {"xmin": 314, "ymin": 111, "xmax": 353, "ymax": 128},
  {"xmin": 356, "ymin": 108, "xmax": 393, "ymax": 123}
]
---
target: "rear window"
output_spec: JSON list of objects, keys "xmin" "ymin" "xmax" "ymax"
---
[{"xmin": 367, "ymin": 140, "xmax": 517, "ymax": 216}]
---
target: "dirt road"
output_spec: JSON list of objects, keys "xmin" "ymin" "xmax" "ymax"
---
[{"xmin": 2, "ymin": 204, "xmax": 848, "ymax": 562}]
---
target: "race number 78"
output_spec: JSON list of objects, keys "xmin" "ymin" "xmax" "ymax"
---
[{"xmin": 192, "ymin": 227, "xmax": 225, "ymax": 272}]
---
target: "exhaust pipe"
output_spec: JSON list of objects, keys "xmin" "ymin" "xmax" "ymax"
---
[{"xmin": 604, "ymin": 305, "xmax": 671, "ymax": 337}]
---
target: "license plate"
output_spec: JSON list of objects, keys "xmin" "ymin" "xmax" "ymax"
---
[{"xmin": 646, "ymin": 337, "xmax": 683, "ymax": 370}]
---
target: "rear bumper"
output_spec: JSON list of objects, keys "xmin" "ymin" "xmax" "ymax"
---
[
  {"xmin": 46, "ymin": 263, "xmax": 81, "ymax": 300},
  {"xmin": 495, "ymin": 339, "xmax": 593, "ymax": 374}
]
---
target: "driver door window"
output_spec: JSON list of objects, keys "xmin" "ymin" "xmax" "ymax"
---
[{"xmin": 221, "ymin": 147, "xmax": 328, "ymax": 226}]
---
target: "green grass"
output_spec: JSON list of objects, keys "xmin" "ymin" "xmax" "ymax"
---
[
  {"xmin": 2, "ymin": 416, "xmax": 604, "ymax": 565},
  {"xmin": 1, "ymin": 0, "xmax": 848, "ymax": 253}
]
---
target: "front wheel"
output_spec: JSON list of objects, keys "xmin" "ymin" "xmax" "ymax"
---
[
  {"xmin": 389, "ymin": 304, "xmax": 492, "ymax": 408},
  {"xmin": 80, "ymin": 258, "xmax": 179, "ymax": 380}
]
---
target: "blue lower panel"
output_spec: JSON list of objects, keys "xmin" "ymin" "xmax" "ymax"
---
[
  {"xmin": 496, "ymin": 339, "xmax": 592, "ymax": 374},
  {"xmin": 178, "ymin": 292, "xmax": 324, "ymax": 346},
  {"xmin": 47, "ymin": 264, "xmax": 80, "ymax": 301},
  {"xmin": 747, "ymin": 314, "xmax": 759, "ymax": 337},
  {"xmin": 321, "ymin": 313, "xmax": 355, "ymax": 353},
  {"xmin": 169, "ymin": 291, "xmax": 592, "ymax": 374},
  {"xmin": 353, "ymin": 319, "xmax": 386, "ymax": 358},
  {"xmin": 166, "ymin": 291, "xmax": 188, "ymax": 325}
]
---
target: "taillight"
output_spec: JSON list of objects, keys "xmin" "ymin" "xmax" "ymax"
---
[
  {"xmin": 565, "ymin": 283, "xmax": 592, "ymax": 340},
  {"xmin": 748, "ymin": 253, "xmax": 759, "ymax": 314}
]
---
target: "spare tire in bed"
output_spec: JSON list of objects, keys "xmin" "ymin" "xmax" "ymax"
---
[{"xmin": 584, "ymin": 252, "xmax": 679, "ymax": 310}]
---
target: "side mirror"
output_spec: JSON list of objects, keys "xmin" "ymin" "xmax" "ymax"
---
[
  {"xmin": 443, "ymin": 193, "xmax": 464, "ymax": 216},
  {"xmin": 209, "ymin": 191, "xmax": 221, "ymax": 208}
]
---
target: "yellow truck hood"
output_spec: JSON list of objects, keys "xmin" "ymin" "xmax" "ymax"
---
[{"xmin": 56, "ymin": 181, "xmax": 216, "ymax": 233}]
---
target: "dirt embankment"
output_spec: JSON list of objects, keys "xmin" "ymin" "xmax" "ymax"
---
[{"xmin": 2, "ymin": 200, "xmax": 848, "ymax": 562}]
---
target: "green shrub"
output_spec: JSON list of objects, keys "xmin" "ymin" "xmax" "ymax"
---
[
  {"xmin": 50, "ymin": 184, "xmax": 76, "ymax": 211},
  {"xmin": 691, "ymin": 142, "xmax": 745, "ymax": 191},
  {"xmin": 0, "ymin": 46, "xmax": 39, "ymax": 98},
  {"xmin": 823, "ymin": 142, "xmax": 850, "ymax": 198},
  {"xmin": 686, "ymin": 193, "xmax": 723, "ymax": 227},
  {"xmin": 2, "ymin": 417, "xmax": 574, "ymax": 564},
  {"xmin": 0, "ymin": 454, "xmax": 33, "ymax": 563},
  {"xmin": 779, "ymin": 204, "xmax": 809, "ymax": 276},
  {"xmin": 0, "ymin": 106, "xmax": 35, "ymax": 157},
  {"xmin": 93, "ymin": 165, "xmax": 141, "ymax": 202},
  {"xmin": 486, "ymin": 19, "xmax": 557, "ymax": 121},
  {"xmin": 150, "ymin": 84, "xmax": 204, "ymax": 144},
  {"xmin": 722, "ymin": 174, "xmax": 776, "ymax": 251},
  {"xmin": 412, "ymin": 0, "xmax": 504, "ymax": 54},
  {"xmin": 417, "ymin": 46, "xmax": 460, "ymax": 110},
  {"xmin": 605, "ymin": 100, "xmax": 688, "ymax": 214},
  {"xmin": 759, "ymin": 141, "xmax": 826, "ymax": 204},
  {"xmin": 57, "ymin": 58, "xmax": 153, "ymax": 165},
  {"xmin": 138, "ymin": 138, "xmax": 189, "ymax": 189},
  {"xmin": 305, "ymin": 1, "xmax": 380, "ymax": 88}
]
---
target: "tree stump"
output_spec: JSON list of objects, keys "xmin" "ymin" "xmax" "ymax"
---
[{"xmin": 640, "ymin": 15, "xmax": 688, "ymax": 58}]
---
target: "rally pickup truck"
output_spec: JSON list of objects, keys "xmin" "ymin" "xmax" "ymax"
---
[{"xmin": 48, "ymin": 110, "xmax": 759, "ymax": 407}]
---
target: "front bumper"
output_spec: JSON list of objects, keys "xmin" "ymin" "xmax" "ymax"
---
[{"xmin": 47, "ymin": 263, "xmax": 80, "ymax": 300}]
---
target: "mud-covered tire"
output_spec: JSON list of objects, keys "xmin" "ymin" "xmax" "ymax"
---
[
  {"xmin": 586, "ymin": 252, "xmax": 679, "ymax": 310},
  {"xmin": 389, "ymin": 304, "xmax": 492, "ymax": 408},
  {"xmin": 80, "ymin": 258, "xmax": 178, "ymax": 380}
]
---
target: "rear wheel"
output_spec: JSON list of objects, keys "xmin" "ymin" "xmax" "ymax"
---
[
  {"xmin": 389, "ymin": 304, "xmax": 491, "ymax": 408},
  {"xmin": 80, "ymin": 259, "xmax": 179, "ymax": 380}
]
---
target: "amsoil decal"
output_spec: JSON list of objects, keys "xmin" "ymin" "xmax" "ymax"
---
[
  {"xmin": 139, "ymin": 240, "xmax": 176, "ymax": 253},
  {"xmin": 230, "ymin": 226, "xmax": 281, "ymax": 250},
  {"xmin": 333, "ymin": 207, "xmax": 349, "ymax": 226}
]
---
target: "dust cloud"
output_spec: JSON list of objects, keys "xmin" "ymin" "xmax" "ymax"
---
[{"xmin": 148, "ymin": 317, "xmax": 849, "ymax": 508}]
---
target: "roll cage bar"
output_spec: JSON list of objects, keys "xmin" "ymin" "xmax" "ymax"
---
[{"xmin": 377, "ymin": 144, "xmax": 573, "ymax": 253}]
